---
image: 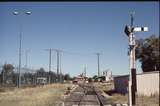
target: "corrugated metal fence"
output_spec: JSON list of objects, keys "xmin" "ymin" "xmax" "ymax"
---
[
  {"xmin": 137, "ymin": 71, "xmax": 159, "ymax": 96},
  {"xmin": 114, "ymin": 71, "xmax": 159, "ymax": 96}
]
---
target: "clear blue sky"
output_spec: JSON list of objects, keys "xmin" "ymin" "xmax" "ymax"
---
[{"xmin": 0, "ymin": 2, "xmax": 159, "ymax": 77}]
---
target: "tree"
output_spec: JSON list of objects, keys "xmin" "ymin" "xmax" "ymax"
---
[
  {"xmin": 23, "ymin": 72, "xmax": 34, "ymax": 85},
  {"xmin": 71, "ymin": 77, "xmax": 76, "ymax": 81},
  {"xmin": 64, "ymin": 74, "xmax": 71, "ymax": 81},
  {"xmin": 36, "ymin": 68, "xmax": 46, "ymax": 77},
  {"xmin": 93, "ymin": 75, "xmax": 98, "ymax": 79},
  {"xmin": 135, "ymin": 35, "xmax": 160, "ymax": 72},
  {"xmin": 1, "ymin": 63, "xmax": 14, "ymax": 85},
  {"xmin": 47, "ymin": 71, "xmax": 57, "ymax": 83},
  {"xmin": 3, "ymin": 64, "xmax": 14, "ymax": 72},
  {"xmin": 92, "ymin": 75, "xmax": 98, "ymax": 82},
  {"xmin": 88, "ymin": 77, "xmax": 92, "ymax": 83}
]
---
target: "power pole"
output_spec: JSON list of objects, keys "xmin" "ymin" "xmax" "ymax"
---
[
  {"xmin": 56, "ymin": 50, "xmax": 60, "ymax": 82},
  {"xmin": 49, "ymin": 49, "xmax": 51, "ymax": 84},
  {"xmin": 45, "ymin": 48, "xmax": 54, "ymax": 84},
  {"xmin": 84, "ymin": 65, "xmax": 87, "ymax": 77},
  {"xmin": 96, "ymin": 53, "xmax": 101, "ymax": 77},
  {"xmin": 25, "ymin": 49, "xmax": 30, "ymax": 68},
  {"xmin": 45, "ymin": 49, "xmax": 63, "ymax": 83},
  {"xmin": 124, "ymin": 12, "xmax": 148, "ymax": 106},
  {"xmin": 59, "ymin": 52, "xmax": 63, "ymax": 83},
  {"xmin": 18, "ymin": 31, "xmax": 22, "ymax": 88},
  {"xmin": 54, "ymin": 49, "xmax": 62, "ymax": 83}
]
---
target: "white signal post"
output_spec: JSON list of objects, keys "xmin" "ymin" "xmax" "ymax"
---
[{"xmin": 124, "ymin": 12, "xmax": 148, "ymax": 106}]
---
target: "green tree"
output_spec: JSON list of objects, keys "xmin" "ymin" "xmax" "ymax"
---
[
  {"xmin": 1, "ymin": 63, "xmax": 14, "ymax": 85},
  {"xmin": 92, "ymin": 75, "xmax": 98, "ymax": 79},
  {"xmin": 48, "ymin": 71, "xmax": 57, "ymax": 83},
  {"xmin": 36, "ymin": 68, "xmax": 46, "ymax": 77},
  {"xmin": 64, "ymin": 74, "xmax": 71, "ymax": 81},
  {"xmin": 135, "ymin": 35, "xmax": 160, "ymax": 72},
  {"xmin": 3, "ymin": 64, "xmax": 14, "ymax": 72},
  {"xmin": 88, "ymin": 77, "xmax": 92, "ymax": 83},
  {"xmin": 92, "ymin": 75, "xmax": 98, "ymax": 82}
]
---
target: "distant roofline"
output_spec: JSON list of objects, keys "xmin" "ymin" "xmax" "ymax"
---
[
  {"xmin": 113, "ymin": 71, "xmax": 159, "ymax": 78},
  {"xmin": 137, "ymin": 71, "xmax": 159, "ymax": 75}
]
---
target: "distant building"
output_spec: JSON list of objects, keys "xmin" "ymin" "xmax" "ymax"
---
[
  {"xmin": 102, "ymin": 70, "xmax": 113, "ymax": 82},
  {"xmin": 73, "ymin": 74, "xmax": 85, "ymax": 84},
  {"xmin": 36, "ymin": 77, "xmax": 47, "ymax": 85},
  {"xmin": 114, "ymin": 75, "xmax": 129, "ymax": 94}
]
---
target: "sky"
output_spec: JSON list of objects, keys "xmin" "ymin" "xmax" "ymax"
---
[{"xmin": 0, "ymin": 2, "xmax": 159, "ymax": 77}]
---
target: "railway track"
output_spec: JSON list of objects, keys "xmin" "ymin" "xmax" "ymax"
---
[{"xmin": 64, "ymin": 83, "xmax": 108, "ymax": 106}]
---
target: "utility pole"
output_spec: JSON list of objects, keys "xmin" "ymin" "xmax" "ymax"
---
[
  {"xmin": 84, "ymin": 65, "xmax": 87, "ymax": 77},
  {"xmin": 13, "ymin": 10, "xmax": 31, "ymax": 88},
  {"xmin": 96, "ymin": 53, "xmax": 101, "ymax": 77},
  {"xmin": 45, "ymin": 49, "xmax": 62, "ymax": 83},
  {"xmin": 49, "ymin": 49, "xmax": 51, "ymax": 84},
  {"xmin": 25, "ymin": 49, "xmax": 30, "ymax": 68},
  {"xmin": 124, "ymin": 12, "xmax": 148, "ymax": 106},
  {"xmin": 56, "ymin": 50, "xmax": 60, "ymax": 82},
  {"xmin": 19, "ymin": 31, "xmax": 22, "ymax": 88},
  {"xmin": 45, "ymin": 48, "xmax": 54, "ymax": 84},
  {"xmin": 55, "ymin": 49, "xmax": 63, "ymax": 83},
  {"xmin": 59, "ymin": 52, "xmax": 63, "ymax": 83},
  {"xmin": 54, "ymin": 49, "xmax": 63, "ymax": 83}
]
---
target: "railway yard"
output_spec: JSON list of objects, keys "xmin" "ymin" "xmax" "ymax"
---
[
  {"xmin": 63, "ymin": 83, "xmax": 128, "ymax": 106},
  {"xmin": 64, "ymin": 83, "xmax": 107, "ymax": 106},
  {"xmin": 0, "ymin": 1, "xmax": 159, "ymax": 106},
  {"xmin": 0, "ymin": 82, "xmax": 159, "ymax": 106}
]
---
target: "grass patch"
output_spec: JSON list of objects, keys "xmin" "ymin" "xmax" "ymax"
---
[
  {"xmin": 0, "ymin": 83, "xmax": 72, "ymax": 106},
  {"xmin": 94, "ymin": 82, "xmax": 159, "ymax": 106}
]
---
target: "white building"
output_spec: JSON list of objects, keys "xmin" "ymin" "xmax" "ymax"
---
[
  {"xmin": 36, "ymin": 77, "xmax": 47, "ymax": 85},
  {"xmin": 102, "ymin": 70, "xmax": 113, "ymax": 82}
]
